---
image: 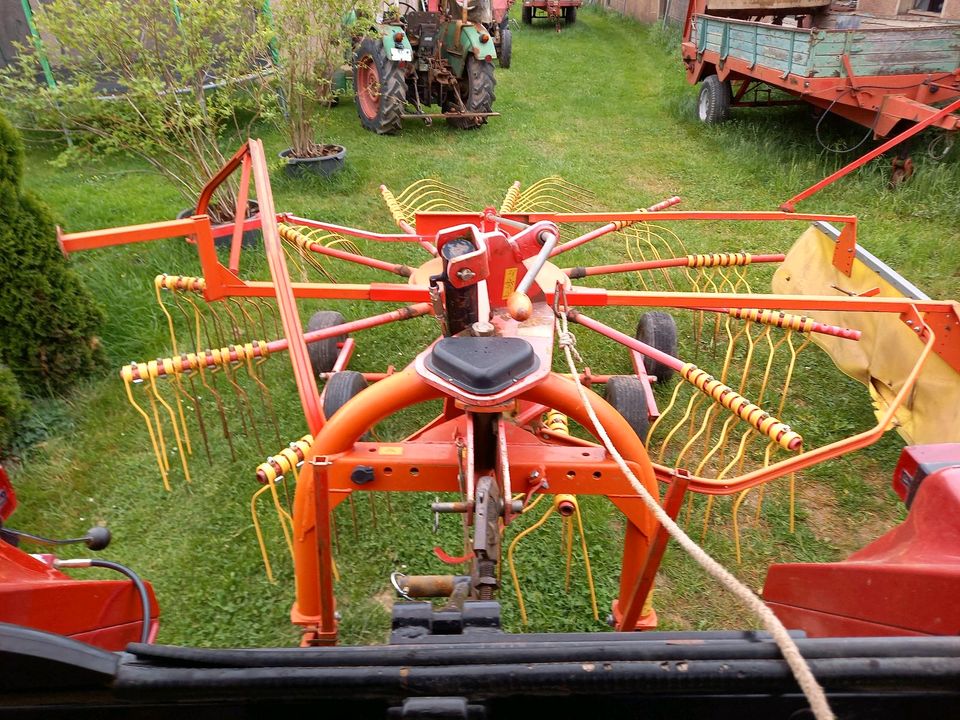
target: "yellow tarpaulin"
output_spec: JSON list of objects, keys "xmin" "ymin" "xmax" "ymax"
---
[{"xmin": 772, "ymin": 225, "xmax": 960, "ymax": 445}]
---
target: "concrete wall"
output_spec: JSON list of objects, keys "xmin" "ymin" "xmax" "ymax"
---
[{"xmin": 601, "ymin": 0, "xmax": 663, "ymax": 24}]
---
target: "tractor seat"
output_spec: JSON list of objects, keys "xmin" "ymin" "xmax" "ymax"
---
[{"xmin": 426, "ymin": 336, "xmax": 539, "ymax": 395}]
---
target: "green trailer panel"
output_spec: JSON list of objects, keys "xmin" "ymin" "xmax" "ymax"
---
[{"xmin": 692, "ymin": 14, "xmax": 960, "ymax": 78}]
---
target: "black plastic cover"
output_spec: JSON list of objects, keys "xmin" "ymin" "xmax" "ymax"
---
[{"xmin": 425, "ymin": 337, "xmax": 539, "ymax": 395}]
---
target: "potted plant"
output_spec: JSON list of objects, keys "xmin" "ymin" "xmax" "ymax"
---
[
  {"xmin": 0, "ymin": 0, "xmax": 274, "ymax": 232},
  {"xmin": 268, "ymin": 0, "xmax": 375, "ymax": 178}
]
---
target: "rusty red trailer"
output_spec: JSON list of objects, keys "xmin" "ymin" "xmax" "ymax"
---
[{"xmin": 681, "ymin": 0, "xmax": 960, "ymax": 149}]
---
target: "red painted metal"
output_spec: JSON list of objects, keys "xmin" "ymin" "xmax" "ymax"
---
[
  {"xmin": 618, "ymin": 473, "xmax": 689, "ymax": 630},
  {"xmin": 563, "ymin": 253, "xmax": 785, "ymax": 279},
  {"xmin": 0, "ymin": 467, "xmax": 159, "ymax": 650},
  {"xmin": 781, "ymin": 97, "xmax": 960, "ymax": 212},
  {"xmin": 764, "ymin": 451, "xmax": 960, "ymax": 637},
  {"xmin": 50, "ymin": 143, "xmax": 960, "ymax": 645}
]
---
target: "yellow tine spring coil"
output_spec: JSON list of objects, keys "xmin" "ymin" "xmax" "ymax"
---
[
  {"xmin": 500, "ymin": 181, "xmax": 521, "ymax": 213},
  {"xmin": 543, "ymin": 410, "xmax": 569, "ymax": 435},
  {"xmin": 685, "ymin": 252, "xmax": 752, "ymax": 268},
  {"xmin": 251, "ymin": 434, "xmax": 314, "ymax": 582},
  {"xmin": 256, "ymin": 434, "xmax": 314, "ymax": 485},
  {"xmin": 727, "ymin": 308, "xmax": 816, "ymax": 334},
  {"xmin": 680, "ymin": 363, "xmax": 802, "ymax": 452},
  {"xmin": 379, "ymin": 185, "xmax": 410, "ymax": 227}
]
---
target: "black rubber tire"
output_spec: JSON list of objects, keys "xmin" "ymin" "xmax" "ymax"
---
[
  {"xmin": 605, "ymin": 376, "xmax": 650, "ymax": 443},
  {"xmin": 306, "ymin": 310, "xmax": 346, "ymax": 376},
  {"xmin": 522, "ymin": 5, "xmax": 532, "ymax": 23},
  {"xmin": 566, "ymin": 5, "xmax": 577, "ymax": 23},
  {"xmin": 352, "ymin": 36, "xmax": 406, "ymax": 135},
  {"xmin": 499, "ymin": 27, "xmax": 512, "ymax": 69},
  {"xmin": 636, "ymin": 311, "xmax": 678, "ymax": 385},
  {"xmin": 322, "ymin": 370, "xmax": 368, "ymax": 420},
  {"xmin": 697, "ymin": 74, "xmax": 731, "ymax": 124},
  {"xmin": 448, "ymin": 55, "xmax": 495, "ymax": 130}
]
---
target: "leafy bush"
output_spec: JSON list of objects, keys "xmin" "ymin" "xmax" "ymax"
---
[
  {"xmin": 0, "ymin": 113, "xmax": 104, "ymax": 395},
  {"xmin": 0, "ymin": 364, "xmax": 28, "ymax": 455},
  {"xmin": 0, "ymin": 0, "xmax": 274, "ymax": 222}
]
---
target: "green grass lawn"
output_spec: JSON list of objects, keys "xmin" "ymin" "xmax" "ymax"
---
[{"xmin": 8, "ymin": 8, "xmax": 960, "ymax": 647}]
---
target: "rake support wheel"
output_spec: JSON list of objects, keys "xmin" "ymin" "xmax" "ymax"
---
[
  {"xmin": 353, "ymin": 37, "xmax": 406, "ymax": 135},
  {"xmin": 522, "ymin": 5, "xmax": 532, "ymax": 23},
  {"xmin": 636, "ymin": 311, "xmax": 678, "ymax": 385},
  {"xmin": 448, "ymin": 56, "xmax": 496, "ymax": 130},
  {"xmin": 605, "ymin": 376, "xmax": 650, "ymax": 443},
  {"xmin": 322, "ymin": 370, "xmax": 369, "ymax": 420},
  {"xmin": 307, "ymin": 310, "xmax": 346, "ymax": 376}
]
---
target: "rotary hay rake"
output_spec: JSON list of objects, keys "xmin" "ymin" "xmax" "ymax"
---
[{"xmin": 58, "ymin": 139, "xmax": 960, "ymax": 649}]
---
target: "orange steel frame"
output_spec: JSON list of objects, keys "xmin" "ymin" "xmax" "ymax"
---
[{"xmin": 57, "ymin": 140, "xmax": 960, "ymax": 645}]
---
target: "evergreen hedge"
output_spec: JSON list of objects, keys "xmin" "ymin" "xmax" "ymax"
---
[
  {"xmin": 0, "ymin": 364, "xmax": 27, "ymax": 455},
  {"xmin": 0, "ymin": 114, "xmax": 105, "ymax": 395}
]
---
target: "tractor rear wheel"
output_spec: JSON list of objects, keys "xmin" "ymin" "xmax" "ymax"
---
[
  {"xmin": 697, "ymin": 74, "xmax": 731, "ymax": 124},
  {"xmin": 566, "ymin": 5, "xmax": 577, "ymax": 23},
  {"xmin": 448, "ymin": 56, "xmax": 495, "ymax": 130},
  {"xmin": 353, "ymin": 37, "xmax": 406, "ymax": 135},
  {"xmin": 522, "ymin": 5, "xmax": 532, "ymax": 23},
  {"xmin": 499, "ymin": 27, "xmax": 512, "ymax": 69},
  {"xmin": 307, "ymin": 310, "xmax": 346, "ymax": 377},
  {"xmin": 605, "ymin": 376, "xmax": 650, "ymax": 443}
]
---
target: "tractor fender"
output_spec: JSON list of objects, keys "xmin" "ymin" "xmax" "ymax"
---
[
  {"xmin": 442, "ymin": 23, "xmax": 497, "ymax": 77},
  {"xmin": 379, "ymin": 24, "xmax": 413, "ymax": 63}
]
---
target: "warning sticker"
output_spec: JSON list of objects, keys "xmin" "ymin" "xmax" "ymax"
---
[
  {"xmin": 502, "ymin": 267, "xmax": 517, "ymax": 298},
  {"xmin": 378, "ymin": 446, "xmax": 404, "ymax": 455}
]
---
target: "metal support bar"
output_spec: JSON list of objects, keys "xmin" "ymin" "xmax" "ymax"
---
[
  {"xmin": 780, "ymin": 96, "xmax": 960, "ymax": 212},
  {"xmin": 619, "ymin": 474, "xmax": 689, "ymax": 630}
]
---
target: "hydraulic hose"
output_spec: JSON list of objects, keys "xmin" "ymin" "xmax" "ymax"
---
[{"xmin": 56, "ymin": 558, "xmax": 152, "ymax": 645}]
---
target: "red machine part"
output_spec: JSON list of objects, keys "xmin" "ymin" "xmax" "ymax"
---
[
  {"xmin": 0, "ymin": 464, "xmax": 17, "ymax": 521},
  {"xmin": 0, "ymin": 465, "xmax": 160, "ymax": 650},
  {"xmin": 763, "ymin": 444, "xmax": 960, "ymax": 637}
]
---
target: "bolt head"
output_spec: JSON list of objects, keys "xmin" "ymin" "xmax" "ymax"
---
[{"xmin": 456, "ymin": 268, "xmax": 476, "ymax": 281}]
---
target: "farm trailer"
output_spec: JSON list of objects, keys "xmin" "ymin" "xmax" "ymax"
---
[{"xmin": 681, "ymin": 0, "xmax": 960, "ymax": 174}]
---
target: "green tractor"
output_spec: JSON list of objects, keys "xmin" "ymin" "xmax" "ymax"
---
[{"xmin": 352, "ymin": 0, "xmax": 498, "ymax": 133}]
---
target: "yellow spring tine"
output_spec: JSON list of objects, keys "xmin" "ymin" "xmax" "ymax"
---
[
  {"xmin": 572, "ymin": 499, "xmax": 599, "ymax": 621},
  {"xmin": 507, "ymin": 504, "xmax": 557, "ymax": 625},
  {"xmin": 122, "ymin": 375, "xmax": 170, "ymax": 491},
  {"xmin": 148, "ymin": 371, "xmax": 191, "ymax": 484},
  {"xmin": 251, "ymin": 484, "xmax": 277, "ymax": 582}
]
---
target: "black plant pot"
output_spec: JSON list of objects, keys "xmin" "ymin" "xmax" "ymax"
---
[
  {"xmin": 279, "ymin": 146, "xmax": 346, "ymax": 179},
  {"xmin": 177, "ymin": 199, "xmax": 260, "ymax": 249}
]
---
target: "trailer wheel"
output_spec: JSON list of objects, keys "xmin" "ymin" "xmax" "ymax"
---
[
  {"xmin": 307, "ymin": 310, "xmax": 346, "ymax": 377},
  {"xmin": 605, "ymin": 376, "xmax": 650, "ymax": 443},
  {"xmin": 353, "ymin": 36, "xmax": 406, "ymax": 135},
  {"xmin": 322, "ymin": 370, "xmax": 368, "ymax": 420},
  {"xmin": 522, "ymin": 5, "xmax": 532, "ymax": 23},
  {"xmin": 499, "ymin": 27, "xmax": 512, "ymax": 69},
  {"xmin": 566, "ymin": 5, "xmax": 577, "ymax": 23},
  {"xmin": 697, "ymin": 75, "xmax": 731, "ymax": 124},
  {"xmin": 636, "ymin": 311, "xmax": 678, "ymax": 385},
  {"xmin": 448, "ymin": 56, "xmax": 495, "ymax": 130}
]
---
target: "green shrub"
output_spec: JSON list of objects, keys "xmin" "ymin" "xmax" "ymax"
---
[
  {"xmin": 0, "ymin": 113, "xmax": 104, "ymax": 395},
  {"xmin": 0, "ymin": 364, "xmax": 28, "ymax": 455}
]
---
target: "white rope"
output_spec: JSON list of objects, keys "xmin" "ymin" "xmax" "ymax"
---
[{"xmin": 555, "ymin": 316, "xmax": 834, "ymax": 720}]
